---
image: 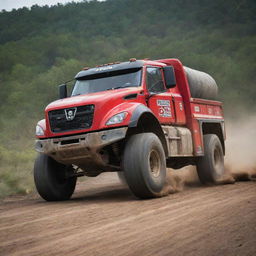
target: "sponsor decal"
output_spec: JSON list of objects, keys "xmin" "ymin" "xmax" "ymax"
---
[
  {"xmin": 157, "ymin": 100, "xmax": 170, "ymax": 107},
  {"xmin": 179, "ymin": 102, "xmax": 183, "ymax": 111},
  {"xmin": 157, "ymin": 100, "xmax": 171, "ymax": 117},
  {"xmin": 95, "ymin": 66, "xmax": 113, "ymax": 72},
  {"xmin": 194, "ymin": 106, "xmax": 200, "ymax": 112}
]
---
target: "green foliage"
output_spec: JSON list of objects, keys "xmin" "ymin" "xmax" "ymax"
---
[
  {"xmin": 0, "ymin": 0, "xmax": 255, "ymax": 197},
  {"xmin": 0, "ymin": 145, "xmax": 35, "ymax": 198}
]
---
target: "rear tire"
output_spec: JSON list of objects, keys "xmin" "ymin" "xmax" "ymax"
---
[
  {"xmin": 34, "ymin": 154, "xmax": 77, "ymax": 201},
  {"xmin": 196, "ymin": 134, "xmax": 225, "ymax": 184},
  {"xmin": 123, "ymin": 133, "xmax": 166, "ymax": 199}
]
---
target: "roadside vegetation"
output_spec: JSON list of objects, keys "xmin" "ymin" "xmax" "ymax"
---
[{"xmin": 0, "ymin": 0, "xmax": 255, "ymax": 197}]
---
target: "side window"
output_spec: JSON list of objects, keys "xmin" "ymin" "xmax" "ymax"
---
[{"xmin": 146, "ymin": 67, "xmax": 165, "ymax": 93}]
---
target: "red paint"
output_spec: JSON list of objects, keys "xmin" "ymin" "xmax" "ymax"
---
[{"xmin": 37, "ymin": 59, "xmax": 224, "ymax": 156}]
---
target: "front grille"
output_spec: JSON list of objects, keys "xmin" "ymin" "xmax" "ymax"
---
[{"xmin": 48, "ymin": 105, "xmax": 94, "ymax": 133}]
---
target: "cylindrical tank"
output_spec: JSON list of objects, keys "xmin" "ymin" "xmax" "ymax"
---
[{"xmin": 184, "ymin": 67, "xmax": 218, "ymax": 100}]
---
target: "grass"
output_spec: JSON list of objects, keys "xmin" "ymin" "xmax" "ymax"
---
[{"xmin": 0, "ymin": 145, "xmax": 36, "ymax": 198}]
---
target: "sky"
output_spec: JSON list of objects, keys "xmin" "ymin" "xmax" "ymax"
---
[{"xmin": 0, "ymin": 0, "xmax": 100, "ymax": 11}]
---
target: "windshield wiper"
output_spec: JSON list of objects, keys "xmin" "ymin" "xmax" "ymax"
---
[{"xmin": 107, "ymin": 85, "xmax": 135, "ymax": 90}]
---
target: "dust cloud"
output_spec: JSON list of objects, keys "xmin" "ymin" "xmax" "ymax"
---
[
  {"xmin": 225, "ymin": 115, "xmax": 256, "ymax": 180},
  {"xmin": 159, "ymin": 167, "xmax": 197, "ymax": 196},
  {"xmin": 162, "ymin": 114, "xmax": 256, "ymax": 194}
]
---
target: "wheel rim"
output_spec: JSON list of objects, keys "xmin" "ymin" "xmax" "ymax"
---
[
  {"xmin": 149, "ymin": 149, "xmax": 161, "ymax": 178},
  {"xmin": 214, "ymin": 146, "xmax": 223, "ymax": 176}
]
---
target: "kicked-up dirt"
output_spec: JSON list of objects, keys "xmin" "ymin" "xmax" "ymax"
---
[{"xmin": 0, "ymin": 171, "xmax": 255, "ymax": 256}]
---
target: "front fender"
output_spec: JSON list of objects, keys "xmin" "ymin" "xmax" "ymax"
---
[
  {"xmin": 127, "ymin": 104, "xmax": 169, "ymax": 156},
  {"xmin": 128, "ymin": 104, "xmax": 153, "ymax": 127}
]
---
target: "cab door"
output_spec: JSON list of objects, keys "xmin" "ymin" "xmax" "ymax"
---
[{"xmin": 146, "ymin": 67, "xmax": 175, "ymax": 124}]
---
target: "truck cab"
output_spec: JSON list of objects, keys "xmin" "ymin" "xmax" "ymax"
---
[{"xmin": 34, "ymin": 58, "xmax": 228, "ymax": 201}]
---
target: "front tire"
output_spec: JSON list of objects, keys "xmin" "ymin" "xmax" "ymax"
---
[
  {"xmin": 117, "ymin": 171, "xmax": 127, "ymax": 186},
  {"xmin": 196, "ymin": 134, "xmax": 226, "ymax": 184},
  {"xmin": 34, "ymin": 154, "xmax": 77, "ymax": 201},
  {"xmin": 123, "ymin": 133, "xmax": 166, "ymax": 199}
]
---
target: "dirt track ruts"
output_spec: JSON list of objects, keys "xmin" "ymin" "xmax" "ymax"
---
[{"xmin": 0, "ymin": 173, "xmax": 255, "ymax": 256}]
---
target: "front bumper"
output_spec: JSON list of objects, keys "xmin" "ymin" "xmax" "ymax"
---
[{"xmin": 35, "ymin": 127, "xmax": 127, "ymax": 170}]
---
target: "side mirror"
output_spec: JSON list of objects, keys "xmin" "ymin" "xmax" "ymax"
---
[
  {"xmin": 163, "ymin": 66, "xmax": 176, "ymax": 88},
  {"xmin": 59, "ymin": 84, "xmax": 67, "ymax": 99}
]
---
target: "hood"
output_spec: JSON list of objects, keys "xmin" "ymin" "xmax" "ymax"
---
[{"xmin": 45, "ymin": 87, "xmax": 142, "ymax": 111}]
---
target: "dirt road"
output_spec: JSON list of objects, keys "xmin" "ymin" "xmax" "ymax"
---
[{"xmin": 0, "ymin": 173, "xmax": 255, "ymax": 256}]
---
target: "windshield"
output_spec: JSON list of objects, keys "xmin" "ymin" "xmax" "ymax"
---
[{"xmin": 72, "ymin": 68, "xmax": 142, "ymax": 96}]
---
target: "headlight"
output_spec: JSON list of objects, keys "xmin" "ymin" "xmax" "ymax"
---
[
  {"xmin": 106, "ymin": 112, "xmax": 128, "ymax": 126},
  {"xmin": 36, "ymin": 124, "xmax": 44, "ymax": 136}
]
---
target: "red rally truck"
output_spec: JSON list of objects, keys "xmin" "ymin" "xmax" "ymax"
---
[{"xmin": 34, "ymin": 58, "xmax": 228, "ymax": 201}]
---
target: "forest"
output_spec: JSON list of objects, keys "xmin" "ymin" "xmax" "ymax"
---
[{"xmin": 0, "ymin": 0, "xmax": 255, "ymax": 197}]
